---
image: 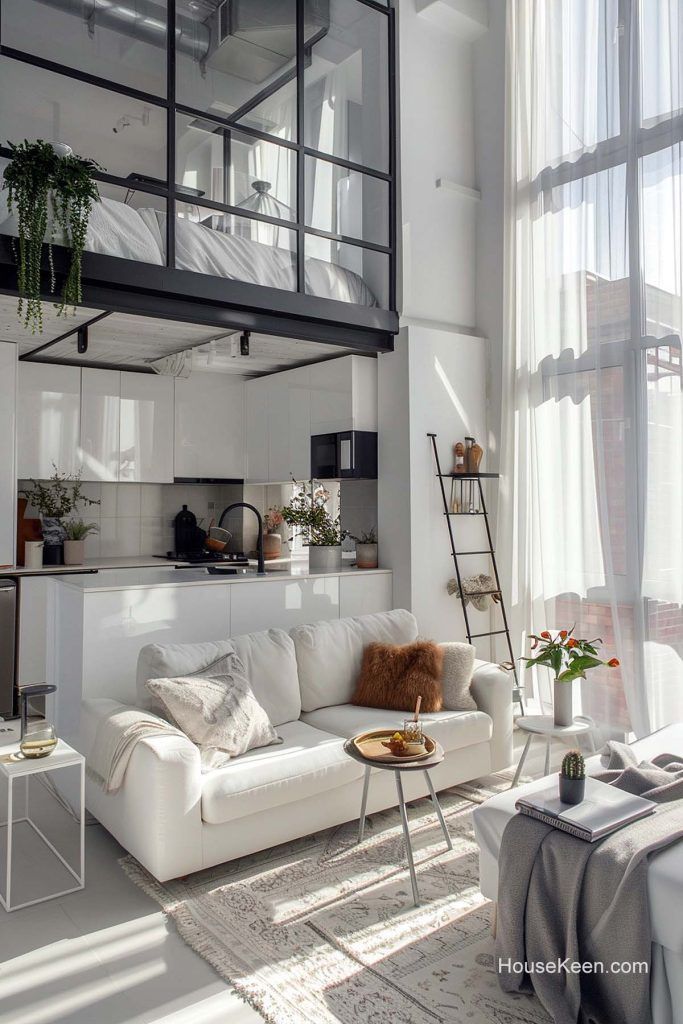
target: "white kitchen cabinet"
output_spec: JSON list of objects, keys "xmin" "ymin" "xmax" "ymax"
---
[
  {"xmin": 0, "ymin": 344, "xmax": 16, "ymax": 566},
  {"xmin": 246, "ymin": 367, "xmax": 311, "ymax": 484},
  {"xmin": 119, "ymin": 372, "xmax": 174, "ymax": 483},
  {"xmin": 80, "ymin": 368, "xmax": 120, "ymax": 482},
  {"xmin": 174, "ymin": 373, "xmax": 245, "ymax": 479},
  {"xmin": 245, "ymin": 376, "xmax": 270, "ymax": 483},
  {"xmin": 17, "ymin": 362, "xmax": 81, "ymax": 479},
  {"xmin": 310, "ymin": 355, "xmax": 377, "ymax": 434}
]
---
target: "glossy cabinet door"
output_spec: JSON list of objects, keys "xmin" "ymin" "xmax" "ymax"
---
[
  {"xmin": 244, "ymin": 377, "xmax": 270, "ymax": 483},
  {"xmin": 17, "ymin": 362, "xmax": 82, "ymax": 479},
  {"xmin": 175, "ymin": 373, "xmax": 245, "ymax": 480},
  {"xmin": 119, "ymin": 372, "xmax": 174, "ymax": 483},
  {"xmin": 310, "ymin": 355, "xmax": 378, "ymax": 434},
  {"xmin": 288, "ymin": 367, "xmax": 311, "ymax": 481},
  {"xmin": 0, "ymin": 344, "xmax": 16, "ymax": 566},
  {"xmin": 80, "ymin": 368, "xmax": 121, "ymax": 482}
]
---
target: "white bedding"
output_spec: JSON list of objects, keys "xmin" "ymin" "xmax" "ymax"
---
[{"xmin": 0, "ymin": 197, "xmax": 378, "ymax": 307}]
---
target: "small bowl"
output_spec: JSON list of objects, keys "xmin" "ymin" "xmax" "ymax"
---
[
  {"xmin": 205, "ymin": 536, "xmax": 227, "ymax": 552},
  {"xmin": 209, "ymin": 527, "xmax": 231, "ymax": 543}
]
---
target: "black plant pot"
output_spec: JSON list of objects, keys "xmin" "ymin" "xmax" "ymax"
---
[
  {"xmin": 42, "ymin": 542, "xmax": 64, "ymax": 566},
  {"xmin": 559, "ymin": 775, "xmax": 585, "ymax": 805}
]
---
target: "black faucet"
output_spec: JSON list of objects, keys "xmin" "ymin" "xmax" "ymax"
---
[{"xmin": 218, "ymin": 502, "xmax": 266, "ymax": 575}]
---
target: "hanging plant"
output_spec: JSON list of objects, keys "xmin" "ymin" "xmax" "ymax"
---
[{"xmin": 2, "ymin": 139, "xmax": 102, "ymax": 333}]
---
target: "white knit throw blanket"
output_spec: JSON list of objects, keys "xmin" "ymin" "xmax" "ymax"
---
[{"xmin": 86, "ymin": 705, "xmax": 186, "ymax": 793}]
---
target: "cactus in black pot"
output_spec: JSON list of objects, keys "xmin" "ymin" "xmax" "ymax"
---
[{"xmin": 559, "ymin": 749, "xmax": 586, "ymax": 804}]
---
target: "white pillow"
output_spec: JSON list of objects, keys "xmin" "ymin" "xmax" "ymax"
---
[
  {"xmin": 440, "ymin": 642, "xmax": 477, "ymax": 711},
  {"xmin": 145, "ymin": 653, "xmax": 280, "ymax": 764}
]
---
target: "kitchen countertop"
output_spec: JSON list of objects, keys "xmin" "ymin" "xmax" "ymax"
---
[
  {"xmin": 53, "ymin": 563, "xmax": 391, "ymax": 593},
  {"xmin": 1, "ymin": 556, "xmax": 188, "ymax": 577}
]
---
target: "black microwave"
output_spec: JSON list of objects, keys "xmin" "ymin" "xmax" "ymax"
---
[{"xmin": 310, "ymin": 431, "xmax": 378, "ymax": 480}]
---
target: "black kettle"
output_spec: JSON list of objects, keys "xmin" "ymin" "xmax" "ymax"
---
[{"xmin": 174, "ymin": 505, "xmax": 198, "ymax": 556}]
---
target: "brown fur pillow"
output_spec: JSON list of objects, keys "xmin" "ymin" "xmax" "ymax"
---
[{"xmin": 351, "ymin": 640, "xmax": 444, "ymax": 713}]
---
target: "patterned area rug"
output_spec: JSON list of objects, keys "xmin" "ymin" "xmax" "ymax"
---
[{"xmin": 122, "ymin": 777, "xmax": 549, "ymax": 1024}]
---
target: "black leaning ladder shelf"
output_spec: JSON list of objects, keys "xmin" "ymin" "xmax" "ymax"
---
[{"xmin": 428, "ymin": 433, "xmax": 524, "ymax": 714}]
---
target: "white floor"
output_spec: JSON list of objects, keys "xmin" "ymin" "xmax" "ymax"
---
[
  {"xmin": 0, "ymin": 819, "xmax": 261, "ymax": 1024},
  {"xmin": 0, "ymin": 722, "xmax": 571, "ymax": 1024}
]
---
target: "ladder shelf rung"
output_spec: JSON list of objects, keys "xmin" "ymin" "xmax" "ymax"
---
[
  {"xmin": 468, "ymin": 629, "xmax": 508, "ymax": 639},
  {"xmin": 437, "ymin": 472, "xmax": 500, "ymax": 479},
  {"xmin": 444, "ymin": 512, "xmax": 485, "ymax": 517},
  {"xmin": 455, "ymin": 549, "xmax": 495, "ymax": 555}
]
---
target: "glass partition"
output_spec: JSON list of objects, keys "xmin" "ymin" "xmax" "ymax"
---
[{"xmin": 0, "ymin": 0, "xmax": 395, "ymax": 312}]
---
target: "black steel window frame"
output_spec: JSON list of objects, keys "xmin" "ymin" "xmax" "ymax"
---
[{"xmin": 0, "ymin": 0, "xmax": 397, "ymax": 315}]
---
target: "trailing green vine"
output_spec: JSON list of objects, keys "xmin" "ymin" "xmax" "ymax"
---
[{"xmin": 2, "ymin": 139, "xmax": 101, "ymax": 333}]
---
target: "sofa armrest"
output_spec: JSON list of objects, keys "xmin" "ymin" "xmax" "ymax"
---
[
  {"xmin": 470, "ymin": 661, "xmax": 514, "ymax": 771},
  {"xmin": 80, "ymin": 699, "xmax": 204, "ymax": 880}
]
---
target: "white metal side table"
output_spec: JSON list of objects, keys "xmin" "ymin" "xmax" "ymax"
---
[
  {"xmin": 0, "ymin": 739, "xmax": 85, "ymax": 911},
  {"xmin": 344, "ymin": 737, "xmax": 452, "ymax": 907},
  {"xmin": 511, "ymin": 714, "xmax": 595, "ymax": 788}
]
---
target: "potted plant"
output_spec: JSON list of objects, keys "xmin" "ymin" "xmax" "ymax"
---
[
  {"xmin": 524, "ymin": 628, "xmax": 620, "ymax": 727},
  {"xmin": 263, "ymin": 506, "xmax": 284, "ymax": 560},
  {"xmin": 351, "ymin": 527, "xmax": 378, "ymax": 569},
  {"xmin": 559, "ymin": 749, "xmax": 586, "ymax": 805},
  {"xmin": 281, "ymin": 482, "xmax": 347, "ymax": 572},
  {"xmin": 2, "ymin": 139, "xmax": 102, "ymax": 333},
  {"xmin": 63, "ymin": 519, "xmax": 99, "ymax": 566},
  {"xmin": 20, "ymin": 467, "xmax": 100, "ymax": 565}
]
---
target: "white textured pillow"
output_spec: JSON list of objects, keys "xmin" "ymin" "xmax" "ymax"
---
[
  {"xmin": 145, "ymin": 655, "xmax": 280, "ymax": 763},
  {"xmin": 440, "ymin": 642, "xmax": 477, "ymax": 711}
]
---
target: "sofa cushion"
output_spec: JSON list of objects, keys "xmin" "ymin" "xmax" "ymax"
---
[
  {"xmin": 136, "ymin": 629, "xmax": 301, "ymax": 727},
  {"xmin": 352, "ymin": 640, "xmax": 444, "ymax": 712},
  {"xmin": 291, "ymin": 609, "xmax": 419, "ymax": 713},
  {"xmin": 440, "ymin": 642, "xmax": 477, "ymax": 711},
  {"xmin": 145, "ymin": 654, "xmax": 281, "ymax": 765},
  {"xmin": 201, "ymin": 720, "xmax": 364, "ymax": 825},
  {"xmin": 301, "ymin": 703, "xmax": 492, "ymax": 752}
]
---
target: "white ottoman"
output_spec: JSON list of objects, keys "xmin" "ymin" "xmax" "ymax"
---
[{"xmin": 472, "ymin": 722, "xmax": 683, "ymax": 1024}]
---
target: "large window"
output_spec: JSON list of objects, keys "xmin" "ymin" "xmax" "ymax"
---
[
  {"xmin": 508, "ymin": 0, "xmax": 683, "ymax": 736},
  {"xmin": 0, "ymin": 0, "xmax": 395, "ymax": 310}
]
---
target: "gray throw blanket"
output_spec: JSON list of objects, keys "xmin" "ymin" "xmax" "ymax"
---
[{"xmin": 496, "ymin": 741, "xmax": 683, "ymax": 1024}]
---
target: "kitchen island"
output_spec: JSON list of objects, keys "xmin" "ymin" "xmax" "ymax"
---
[{"xmin": 52, "ymin": 564, "xmax": 393, "ymax": 744}]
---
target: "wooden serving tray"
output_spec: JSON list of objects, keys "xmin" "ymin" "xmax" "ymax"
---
[{"xmin": 353, "ymin": 729, "xmax": 436, "ymax": 764}]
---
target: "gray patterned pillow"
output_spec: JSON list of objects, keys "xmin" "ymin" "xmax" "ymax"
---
[{"xmin": 145, "ymin": 655, "xmax": 280, "ymax": 763}]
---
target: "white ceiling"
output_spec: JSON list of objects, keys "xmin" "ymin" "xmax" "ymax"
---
[{"xmin": 0, "ymin": 296, "xmax": 360, "ymax": 376}]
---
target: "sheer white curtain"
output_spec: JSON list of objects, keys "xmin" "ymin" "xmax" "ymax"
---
[{"xmin": 501, "ymin": 0, "xmax": 683, "ymax": 738}]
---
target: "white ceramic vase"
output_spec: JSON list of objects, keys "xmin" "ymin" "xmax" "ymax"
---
[
  {"xmin": 553, "ymin": 679, "xmax": 574, "ymax": 727},
  {"xmin": 355, "ymin": 542, "xmax": 378, "ymax": 569}
]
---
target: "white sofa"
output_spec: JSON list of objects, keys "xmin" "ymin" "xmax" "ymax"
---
[{"xmin": 80, "ymin": 609, "xmax": 513, "ymax": 881}]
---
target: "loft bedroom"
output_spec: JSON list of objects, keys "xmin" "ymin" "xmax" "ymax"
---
[{"xmin": 0, "ymin": 0, "xmax": 397, "ymax": 351}]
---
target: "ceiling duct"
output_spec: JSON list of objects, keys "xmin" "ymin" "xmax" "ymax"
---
[
  {"xmin": 34, "ymin": 1, "xmax": 329, "ymax": 85},
  {"xmin": 34, "ymin": 0, "xmax": 210, "ymax": 61}
]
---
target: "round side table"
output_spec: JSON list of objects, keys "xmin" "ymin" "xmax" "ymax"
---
[
  {"xmin": 511, "ymin": 714, "xmax": 595, "ymax": 788},
  {"xmin": 343, "ymin": 737, "xmax": 452, "ymax": 906}
]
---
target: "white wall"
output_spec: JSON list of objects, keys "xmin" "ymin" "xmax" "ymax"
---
[
  {"xmin": 473, "ymin": 0, "xmax": 507, "ymax": 471},
  {"xmin": 377, "ymin": 1, "xmax": 494, "ymax": 646},
  {"xmin": 398, "ymin": 0, "xmax": 478, "ymax": 328},
  {"xmin": 379, "ymin": 327, "xmax": 491, "ymax": 644}
]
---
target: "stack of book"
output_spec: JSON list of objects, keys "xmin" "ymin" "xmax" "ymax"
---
[{"xmin": 516, "ymin": 777, "xmax": 656, "ymax": 842}]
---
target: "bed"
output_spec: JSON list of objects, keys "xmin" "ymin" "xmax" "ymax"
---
[{"xmin": 0, "ymin": 196, "xmax": 379, "ymax": 308}]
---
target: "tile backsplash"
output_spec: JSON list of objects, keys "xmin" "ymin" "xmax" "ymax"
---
[{"xmin": 19, "ymin": 481, "xmax": 243, "ymax": 559}]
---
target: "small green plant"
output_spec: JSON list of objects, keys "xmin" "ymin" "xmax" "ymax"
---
[
  {"xmin": 281, "ymin": 482, "xmax": 347, "ymax": 547},
  {"xmin": 21, "ymin": 466, "xmax": 100, "ymax": 518},
  {"xmin": 350, "ymin": 527, "xmax": 377, "ymax": 544},
  {"xmin": 2, "ymin": 139, "xmax": 102, "ymax": 332},
  {"xmin": 64, "ymin": 519, "xmax": 99, "ymax": 541},
  {"xmin": 561, "ymin": 750, "xmax": 585, "ymax": 780}
]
